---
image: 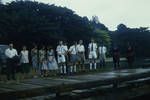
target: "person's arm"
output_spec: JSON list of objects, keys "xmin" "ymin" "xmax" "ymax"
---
[
  {"xmin": 56, "ymin": 46, "xmax": 59, "ymax": 55},
  {"xmin": 68, "ymin": 46, "xmax": 73, "ymax": 54},
  {"xmin": 96, "ymin": 43, "xmax": 98, "ymax": 55},
  {"xmin": 64, "ymin": 46, "xmax": 68, "ymax": 55},
  {"xmin": 19, "ymin": 51, "xmax": 22, "ymax": 58},
  {"xmin": 98, "ymin": 47, "xmax": 100, "ymax": 54},
  {"xmin": 15, "ymin": 49, "xmax": 18, "ymax": 56},
  {"xmin": 83, "ymin": 45, "xmax": 85, "ymax": 53},
  {"xmin": 88, "ymin": 44, "xmax": 90, "ymax": 55},
  {"xmin": 105, "ymin": 47, "xmax": 107, "ymax": 53},
  {"xmin": 5, "ymin": 49, "xmax": 9, "ymax": 58}
]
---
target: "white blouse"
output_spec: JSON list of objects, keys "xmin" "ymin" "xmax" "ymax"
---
[{"xmin": 20, "ymin": 50, "xmax": 29, "ymax": 63}]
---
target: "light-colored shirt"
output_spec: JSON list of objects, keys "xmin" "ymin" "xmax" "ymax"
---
[
  {"xmin": 56, "ymin": 45, "xmax": 66, "ymax": 55},
  {"xmin": 88, "ymin": 43, "xmax": 97, "ymax": 52},
  {"xmin": 5, "ymin": 48, "xmax": 18, "ymax": 58},
  {"xmin": 76, "ymin": 44, "xmax": 85, "ymax": 53},
  {"xmin": 99, "ymin": 46, "xmax": 107, "ymax": 54},
  {"xmin": 63, "ymin": 45, "xmax": 68, "ymax": 52},
  {"xmin": 39, "ymin": 49, "xmax": 46, "ymax": 61},
  {"xmin": 20, "ymin": 50, "xmax": 29, "ymax": 63},
  {"xmin": 69, "ymin": 45, "xmax": 77, "ymax": 55}
]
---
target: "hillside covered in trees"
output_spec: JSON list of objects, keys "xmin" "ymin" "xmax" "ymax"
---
[
  {"xmin": 0, "ymin": 1, "xmax": 150, "ymax": 57},
  {"xmin": 112, "ymin": 24, "xmax": 150, "ymax": 57},
  {"xmin": 0, "ymin": 1, "xmax": 111, "ymax": 48}
]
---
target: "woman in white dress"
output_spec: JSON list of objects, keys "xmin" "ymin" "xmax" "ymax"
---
[
  {"xmin": 41, "ymin": 58, "xmax": 48, "ymax": 77},
  {"xmin": 47, "ymin": 47, "xmax": 58, "ymax": 76},
  {"xmin": 20, "ymin": 46, "xmax": 29, "ymax": 79}
]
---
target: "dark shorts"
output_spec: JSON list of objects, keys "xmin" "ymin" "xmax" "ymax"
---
[
  {"xmin": 70, "ymin": 54, "xmax": 79, "ymax": 63},
  {"xmin": 78, "ymin": 52, "xmax": 85, "ymax": 62},
  {"xmin": 21, "ymin": 63, "xmax": 30, "ymax": 73}
]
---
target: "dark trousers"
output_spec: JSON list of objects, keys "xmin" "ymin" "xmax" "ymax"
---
[
  {"xmin": 113, "ymin": 57, "xmax": 120, "ymax": 69},
  {"xmin": 6, "ymin": 58, "xmax": 16, "ymax": 80},
  {"xmin": 100, "ymin": 58, "xmax": 105, "ymax": 67}
]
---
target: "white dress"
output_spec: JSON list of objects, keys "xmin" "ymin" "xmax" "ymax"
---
[
  {"xmin": 20, "ymin": 50, "xmax": 29, "ymax": 64},
  {"xmin": 41, "ymin": 60, "xmax": 48, "ymax": 70},
  {"xmin": 47, "ymin": 50, "xmax": 58, "ymax": 70}
]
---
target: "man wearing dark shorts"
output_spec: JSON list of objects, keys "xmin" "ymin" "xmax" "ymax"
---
[
  {"xmin": 69, "ymin": 42, "xmax": 78, "ymax": 74},
  {"xmin": 5, "ymin": 43, "xmax": 18, "ymax": 80}
]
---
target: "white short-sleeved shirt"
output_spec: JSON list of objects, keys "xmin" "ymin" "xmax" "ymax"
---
[
  {"xmin": 69, "ymin": 45, "xmax": 77, "ymax": 55},
  {"xmin": 56, "ymin": 45, "xmax": 66, "ymax": 55},
  {"xmin": 5, "ymin": 48, "xmax": 18, "ymax": 58},
  {"xmin": 88, "ymin": 43, "xmax": 97, "ymax": 52},
  {"xmin": 99, "ymin": 46, "xmax": 107, "ymax": 54},
  {"xmin": 20, "ymin": 50, "xmax": 29, "ymax": 63},
  {"xmin": 63, "ymin": 45, "xmax": 68, "ymax": 52},
  {"xmin": 76, "ymin": 44, "xmax": 85, "ymax": 53}
]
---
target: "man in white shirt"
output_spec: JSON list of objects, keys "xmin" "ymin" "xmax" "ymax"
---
[
  {"xmin": 56, "ymin": 41, "xmax": 67, "ymax": 75},
  {"xmin": 69, "ymin": 42, "xmax": 78, "ymax": 74},
  {"xmin": 88, "ymin": 38, "xmax": 98, "ymax": 70},
  {"xmin": 5, "ymin": 43, "xmax": 18, "ymax": 80},
  {"xmin": 76, "ymin": 40, "xmax": 85, "ymax": 71},
  {"xmin": 99, "ymin": 43, "xmax": 107, "ymax": 67}
]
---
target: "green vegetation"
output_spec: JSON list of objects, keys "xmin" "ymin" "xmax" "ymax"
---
[
  {"xmin": 0, "ymin": 1, "xmax": 150, "ymax": 57},
  {"xmin": 0, "ymin": 1, "xmax": 110, "ymax": 49}
]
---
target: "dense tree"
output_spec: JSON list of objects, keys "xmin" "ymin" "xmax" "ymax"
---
[
  {"xmin": 0, "ymin": 1, "xmax": 110, "ymax": 50},
  {"xmin": 112, "ymin": 24, "xmax": 150, "ymax": 57},
  {"xmin": 1, "ymin": 1, "xmax": 149, "ymax": 57}
]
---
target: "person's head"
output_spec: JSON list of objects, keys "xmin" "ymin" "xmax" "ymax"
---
[
  {"xmin": 50, "ymin": 48, "xmax": 54, "ymax": 52},
  {"xmin": 42, "ymin": 46, "xmax": 45, "ymax": 50},
  {"xmin": 9, "ymin": 43, "xmax": 13, "ymax": 49},
  {"xmin": 73, "ymin": 41, "xmax": 77, "ymax": 46},
  {"xmin": 79, "ymin": 40, "xmax": 83, "ymax": 45},
  {"xmin": 113, "ymin": 45, "xmax": 118, "ymax": 50},
  {"xmin": 91, "ymin": 38, "xmax": 94, "ymax": 43},
  {"xmin": 100, "ymin": 41, "xmax": 104, "ymax": 46},
  {"xmin": 34, "ymin": 45, "xmax": 37, "ymax": 49},
  {"xmin": 47, "ymin": 46, "xmax": 53, "ymax": 51},
  {"xmin": 59, "ymin": 41, "xmax": 63, "ymax": 45},
  {"xmin": 64, "ymin": 42, "xmax": 67, "ymax": 46},
  {"xmin": 22, "ymin": 46, "xmax": 27, "ymax": 50}
]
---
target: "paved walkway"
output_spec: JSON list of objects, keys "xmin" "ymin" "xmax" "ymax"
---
[{"xmin": 0, "ymin": 67, "xmax": 150, "ymax": 99}]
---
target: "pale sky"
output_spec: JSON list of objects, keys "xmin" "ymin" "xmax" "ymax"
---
[{"xmin": 2, "ymin": 0, "xmax": 150, "ymax": 30}]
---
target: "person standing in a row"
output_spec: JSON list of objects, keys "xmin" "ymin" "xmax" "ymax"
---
[
  {"xmin": 77, "ymin": 40, "xmax": 85, "ymax": 72},
  {"xmin": 69, "ymin": 42, "xmax": 78, "ymax": 74},
  {"xmin": 56, "ymin": 41, "xmax": 67, "ymax": 75},
  {"xmin": 126, "ymin": 43, "xmax": 134, "ymax": 68},
  {"xmin": 5, "ymin": 43, "xmax": 18, "ymax": 80},
  {"xmin": 47, "ymin": 47, "xmax": 58, "ymax": 76},
  {"xmin": 112, "ymin": 45, "xmax": 120, "ymax": 70},
  {"xmin": 39, "ymin": 46, "xmax": 46, "ymax": 75},
  {"xmin": 99, "ymin": 43, "xmax": 107, "ymax": 68},
  {"xmin": 31, "ymin": 45, "xmax": 38, "ymax": 78},
  {"xmin": 20, "ymin": 46, "xmax": 29, "ymax": 79},
  {"xmin": 88, "ymin": 39, "xmax": 98, "ymax": 70}
]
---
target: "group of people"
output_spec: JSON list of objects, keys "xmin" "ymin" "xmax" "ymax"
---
[
  {"xmin": 112, "ymin": 43, "xmax": 134, "ymax": 69},
  {"xmin": 4, "ymin": 38, "xmax": 134, "ymax": 81},
  {"xmin": 4, "ymin": 38, "xmax": 108, "ymax": 80},
  {"xmin": 30, "ymin": 39, "xmax": 107, "ymax": 77}
]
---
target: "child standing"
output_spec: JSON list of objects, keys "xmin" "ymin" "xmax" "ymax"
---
[
  {"xmin": 41, "ymin": 58, "xmax": 48, "ymax": 77},
  {"xmin": 47, "ymin": 47, "xmax": 58, "ymax": 76}
]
